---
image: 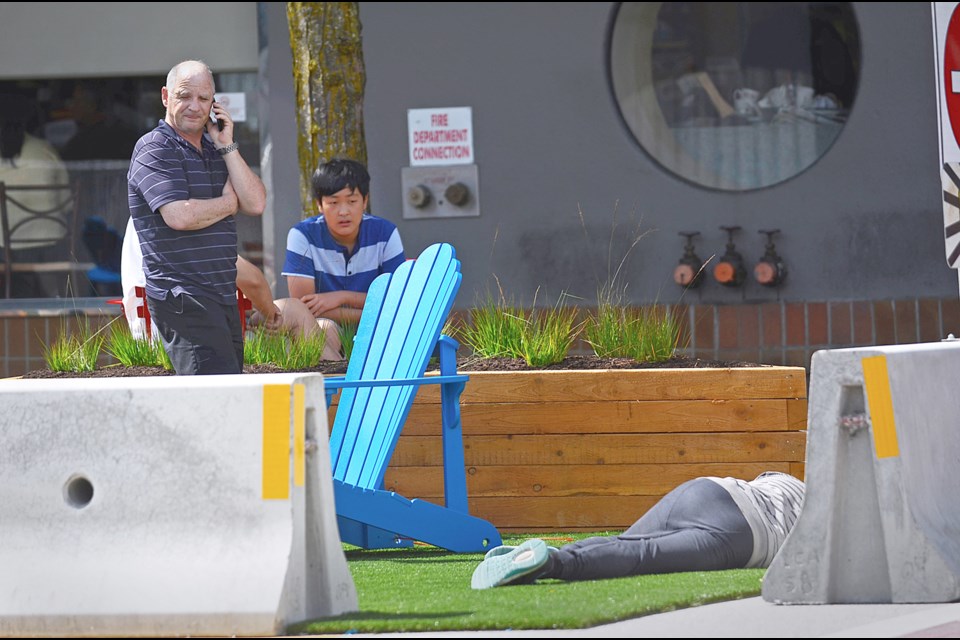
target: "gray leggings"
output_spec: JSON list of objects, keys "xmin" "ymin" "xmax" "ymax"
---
[{"xmin": 546, "ymin": 478, "xmax": 753, "ymax": 581}]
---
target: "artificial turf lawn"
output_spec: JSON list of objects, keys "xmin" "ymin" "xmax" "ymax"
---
[{"xmin": 291, "ymin": 534, "xmax": 766, "ymax": 634}]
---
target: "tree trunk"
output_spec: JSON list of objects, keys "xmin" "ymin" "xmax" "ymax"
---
[{"xmin": 287, "ymin": 2, "xmax": 367, "ymax": 216}]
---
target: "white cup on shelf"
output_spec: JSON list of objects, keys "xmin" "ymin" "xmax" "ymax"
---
[
  {"xmin": 759, "ymin": 85, "xmax": 789, "ymax": 109},
  {"xmin": 795, "ymin": 85, "xmax": 815, "ymax": 109},
  {"xmin": 733, "ymin": 88, "xmax": 761, "ymax": 117}
]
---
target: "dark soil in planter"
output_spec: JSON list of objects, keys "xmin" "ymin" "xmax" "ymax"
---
[{"xmin": 19, "ymin": 354, "xmax": 768, "ymax": 379}]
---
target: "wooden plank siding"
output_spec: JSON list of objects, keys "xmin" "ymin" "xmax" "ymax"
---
[{"xmin": 326, "ymin": 367, "xmax": 808, "ymax": 533}]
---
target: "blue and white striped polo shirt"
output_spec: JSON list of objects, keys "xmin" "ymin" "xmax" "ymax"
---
[
  {"xmin": 127, "ymin": 120, "xmax": 237, "ymax": 305},
  {"xmin": 282, "ymin": 214, "xmax": 405, "ymax": 294}
]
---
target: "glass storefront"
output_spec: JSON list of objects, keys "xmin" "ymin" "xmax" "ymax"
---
[{"xmin": 0, "ymin": 71, "xmax": 261, "ymax": 299}]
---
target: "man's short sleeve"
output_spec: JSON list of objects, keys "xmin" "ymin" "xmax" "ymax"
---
[
  {"xmin": 282, "ymin": 226, "xmax": 315, "ymax": 278},
  {"xmin": 130, "ymin": 141, "xmax": 189, "ymax": 212},
  {"xmin": 381, "ymin": 227, "xmax": 405, "ymax": 274}
]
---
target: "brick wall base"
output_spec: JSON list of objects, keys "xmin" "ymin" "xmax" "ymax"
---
[{"xmin": 1, "ymin": 303, "xmax": 123, "ymax": 378}]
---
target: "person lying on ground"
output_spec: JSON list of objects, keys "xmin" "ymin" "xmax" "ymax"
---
[{"xmin": 471, "ymin": 471, "xmax": 805, "ymax": 589}]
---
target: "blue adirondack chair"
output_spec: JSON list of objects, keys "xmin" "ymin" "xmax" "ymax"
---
[{"xmin": 323, "ymin": 243, "xmax": 502, "ymax": 553}]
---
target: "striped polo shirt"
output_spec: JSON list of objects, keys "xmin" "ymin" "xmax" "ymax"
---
[
  {"xmin": 127, "ymin": 120, "xmax": 237, "ymax": 305},
  {"xmin": 282, "ymin": 213, "xmax": 405, "ymax": 294},
  {"xmin": 708, "ymin": 472, "xmax": 806, "ymax": 569}
]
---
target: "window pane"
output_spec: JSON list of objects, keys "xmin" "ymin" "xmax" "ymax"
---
[
  {"xmin": 0, "ymin": 72, "xmax": 260, "ymax": 299},
  {"xmin": 609, "ymin": 2, "xmax": 860, "ymax": 191}
]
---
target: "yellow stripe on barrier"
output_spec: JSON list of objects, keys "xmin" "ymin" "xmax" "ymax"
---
[
  {"xmin": 263, "ymin": 385, "xmax": 291, "ymax": 500},
  {"xmin": 294, "ymin": 383, "xmax": 305, "ymax": 487},
  {"xmin": 862, "ymin": 355, "xmax": 901, "ymax": 459}
]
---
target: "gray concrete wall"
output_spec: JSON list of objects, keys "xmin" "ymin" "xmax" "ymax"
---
[
  {"xmin": 265, "ymin": 2, "xmax": 955, "ymax": 309},
  {"xmin": 0, "ymin": 3, "xmax": 259, "ymax": 78}
]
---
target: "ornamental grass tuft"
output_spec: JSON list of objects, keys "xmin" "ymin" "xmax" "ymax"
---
[
  {"xmin": 243, "ymin": 325, "xmax": 327, "ymax": 370},
  {"xmin": 104, "ymin": 322, "xmax": 172, "ymax": 369},
  {"xmin": 338, "ymin": 320, "xmax": 359, "ymax": 361},
  {"xmin": 452, "ymin": 286, "xmax": 583, "ymax": 368},
  {"xmin": 516, "ymin": 291, "xmax": 584, "ymax": 367},
  {"xmin": 41, "ymin": 319, "xmax": 106, "ymax": 372},
  {"xmin": 585, "ymin": 287, "xmax": 683, "ymax": 363},
  {"xmin": 453, "ymin": 289, "xmax": 526, "ymax": 359}
]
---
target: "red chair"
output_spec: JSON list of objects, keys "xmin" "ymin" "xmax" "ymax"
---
[
  {"xmin": 109, "ymin": 287, "xmax": 252, "ymax": 337},
  {"xmin": 236, "ymin": 289, "xmax": 252, "ymax": 335}
]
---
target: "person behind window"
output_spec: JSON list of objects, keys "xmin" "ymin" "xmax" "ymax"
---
[
  {"xmin": 61, "ymin": 81, "xmax": 142, "ymax": 162},
  {"xmin": 0, "ymin": 93, "xmax": 71, "ymax": 298},
  {"xmin": 740, "ymin": 3, "xmax": 856, "ymax": 110}
]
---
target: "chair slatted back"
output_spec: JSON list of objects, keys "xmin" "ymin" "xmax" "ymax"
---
[
  {"xmin": 329, "ymin": 243, "xmax": 461, "ymax": 489},
  {"xmin": 0, "ymin": 182, "xmax": 79, "ymax": 251},
  {"xmin": 0, "ymin": 181, "xmax": 84, "ymax": 298}
]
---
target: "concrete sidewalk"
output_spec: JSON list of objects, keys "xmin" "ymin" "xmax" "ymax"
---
[{"xmin": 336, "ymin": 597, "xmax": 960, "ymax": 638}]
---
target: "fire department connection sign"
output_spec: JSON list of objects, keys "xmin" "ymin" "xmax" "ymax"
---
[{"xmin": 408, "ymin": 107, "xmax": 473, "ymax": 166}]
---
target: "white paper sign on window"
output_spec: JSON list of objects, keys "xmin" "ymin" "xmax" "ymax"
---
[{"xmin": 215, "ymin": 92, "xmax": 247, "ymax": 122}]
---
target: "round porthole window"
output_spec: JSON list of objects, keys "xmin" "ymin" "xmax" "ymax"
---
[{"xmin": 609, "ymin": 2, "xmax": 860, "ymax": 191}]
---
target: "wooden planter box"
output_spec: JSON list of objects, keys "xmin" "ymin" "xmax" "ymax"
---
[{"xmin": 329, "ymin": 366, "xmax": 807, "ymax": 534}]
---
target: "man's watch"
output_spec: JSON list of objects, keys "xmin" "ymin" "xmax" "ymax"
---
[{"xmin": 217, "ymin": 142, "xmax": 239, "ymax": 156}]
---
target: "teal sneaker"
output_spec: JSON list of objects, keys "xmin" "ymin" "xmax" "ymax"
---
[
  {"xmin": 484, "ymin": 543, "xmax": 557, "ymax": 560},
  {"xmin": 484, "ymin": 545, "xmax": 516, "ymax": 560},
  {"xmin": 471, "ymin": 538, "xmax": 549, "ymax": 589}
]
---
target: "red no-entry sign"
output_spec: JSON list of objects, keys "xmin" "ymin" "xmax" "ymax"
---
[{"xmin": 933, "ymin": 2, "xmax": 960, "ymax": 268}]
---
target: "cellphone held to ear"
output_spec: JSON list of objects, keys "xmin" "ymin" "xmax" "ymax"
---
[{"xmin": 210, "ymin": 105, "xmax": 224, "ymax": 132}]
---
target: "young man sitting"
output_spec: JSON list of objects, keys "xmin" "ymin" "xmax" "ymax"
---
[{"xmin": 279, "ymin": 158, "xmax": 406, "ymax": 359}]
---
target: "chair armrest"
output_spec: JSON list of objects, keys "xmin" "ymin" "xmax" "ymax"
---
[
  {"xmin": 325, "ymin": 333, "xmax": 465, "ymax": 408},
  {"xmin": 436, "ymin": 334, "xmax": 461, "ymax": 376},
  {"xmin": 323, "ymin": 373, "xmax": 470, "ymax": 409}
]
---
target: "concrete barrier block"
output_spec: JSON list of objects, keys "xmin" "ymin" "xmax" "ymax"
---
[
  {"xmin": 763, "ymin": 342, "xmax": 960, "ymax": 604},
  {"xmin": 0, "ymin": 373, "xmax": 358, "ymax": 636}
]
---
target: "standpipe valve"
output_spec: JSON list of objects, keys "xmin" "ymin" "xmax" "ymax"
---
[
  {"xmin": 674, "ymin": 231, "xmax": 705, "ymax": 288},
  {"xmin": 754, "ymin": 228, "xmax": 787, "ymax": 287},
  {"xmin": 713, "ymin": 225, "xmax": 747, "ymax": 287}
]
